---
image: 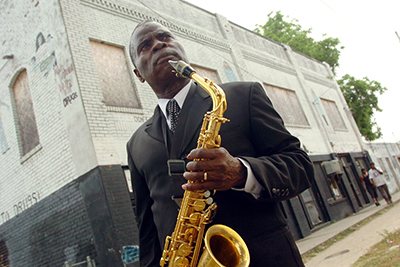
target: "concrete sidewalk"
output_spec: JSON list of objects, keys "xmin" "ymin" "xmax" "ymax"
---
[{"xmin": 296, "ymin": 191, "xmax": 400, "ymax": 266}]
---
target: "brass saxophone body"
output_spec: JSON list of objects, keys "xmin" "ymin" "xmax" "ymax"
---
[{"xmin": 160, "ymin": 60, "xmax": 250, "ymax": 267}]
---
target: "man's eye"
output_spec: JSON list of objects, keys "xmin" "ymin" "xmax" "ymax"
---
[{"xmin": 140, "ymin": 43, "xmax": 150, "ymax": 52}]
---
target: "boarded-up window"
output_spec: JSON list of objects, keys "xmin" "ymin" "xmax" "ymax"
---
[
  {"xmin": 263, "ymin": 84, "xmax": 309, "ymax": 126},
  {"xmin": 13, "ymin": 70, "xmax": 40, "ymax": 156},
  {"xmin": 320, "ymin": 98, "xmax": 347, "ymax": 130},
  {"xmin": 191, "ymin": 64, "xmax": 221, "ymax": 84},
  {"xmin": 90, "ymin": 41, "xmax": 140, "ymax": 108},
  {"xmin": 0, "ymin": 101, "xmax": 9, "ymax": 154},
  {"xmin": 0, "ymin": 240, "xmax": 10, "ymax": 267}
]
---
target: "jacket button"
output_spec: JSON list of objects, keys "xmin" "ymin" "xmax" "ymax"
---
[
  {"xmin": 276, "ymin": 189, "xmax": 281, "ymax": 196},
  {"xmin": 272, "ymin": 188, "xmax": 277, "ymax": 195}
]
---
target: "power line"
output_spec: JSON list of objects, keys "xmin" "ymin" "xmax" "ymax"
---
[{"xmin": 318, "ymin": 0, "xmax": 361, "ymax": 33}]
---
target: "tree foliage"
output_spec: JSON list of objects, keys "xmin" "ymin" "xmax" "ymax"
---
[
  {"xmin": 254, "ymin": 11, "xmax": 344, "ymax": 75},
  {"xmin": 255, "ymin": 11, "xmax": 388, "ymax": 141},
  {"xmin": 337, "ymin": 74, "xmax": 387, "ymax": 141}
]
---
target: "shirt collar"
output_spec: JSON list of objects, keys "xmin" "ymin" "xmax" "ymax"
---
[{"xmin": 158, "ymin": 81, "xmax": 191, "ymax": 119}]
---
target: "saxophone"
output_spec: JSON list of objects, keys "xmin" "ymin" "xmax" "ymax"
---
[{"xmin": 160, "ymin": 60, "xmax": 250, "ymax": 267}]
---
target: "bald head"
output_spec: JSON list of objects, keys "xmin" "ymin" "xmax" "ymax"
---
[{"xmin": 128, "ymin": 20, "xmax": 190, "ymax": 98}]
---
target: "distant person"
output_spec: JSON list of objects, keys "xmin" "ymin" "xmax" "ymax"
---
[
  {"xmin": 368, "ymin": 162, "xmax": 393, "ymax": 204},
  {"xmin": 360, "ymin": 168, "xmax": 380, "ymax": 206}
]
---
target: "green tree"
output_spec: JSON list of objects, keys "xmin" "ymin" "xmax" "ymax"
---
[
  {"xmin": 254, "ymin": 11, "xmax": 344, "ymax": 75},
  {"xmin": 337, "ymin": 74, "xmax": 387, "ymax": 141},
  {"xmin": 255, "ymin": 11, "xmax": 387, "ymax": 141}
]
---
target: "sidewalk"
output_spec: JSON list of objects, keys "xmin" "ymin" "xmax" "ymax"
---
[{"xmin": 296, "ymin": 191, "xmax": 400, "ymax": 266}]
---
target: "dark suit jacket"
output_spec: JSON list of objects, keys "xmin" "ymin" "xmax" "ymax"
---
[{"xmin": 127, "ymin": 81, "xmax": 314, "ymax": 266}]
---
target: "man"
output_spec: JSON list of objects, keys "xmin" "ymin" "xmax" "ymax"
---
[
  {"xmin": 369, "ymin": 162, "xmax": 392, "ymax": 204},
  {"xmin": 360, "ymin": 168, "xmax": 380, "ymax": 206},
  {"xmin": 127, "ymin": 20, "xmax": 314, "ymax": 266}
]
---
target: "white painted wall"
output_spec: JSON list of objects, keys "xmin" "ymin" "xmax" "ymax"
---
[{"xmin": 0, "ymin": 0, "xmax": 96, "ymax": 224}]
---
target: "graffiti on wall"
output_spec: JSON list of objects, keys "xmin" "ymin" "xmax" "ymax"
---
[
  {"xmin": 1, "ymin": 211, "xmax": 10, "ymax": 224},
  {"xmin": 54, "ymin": 64, "xmax": 79, "ymax": 107},
  {"xmin": 223, "ymin": 61, "xmax": 238, "ymax": 82},
  {"xmin": 54, "ymin": 64, "xmax": 74, "ymax": 96},
  {"xmin": 1, "ymin": 191, "xmax": 41, "ymax": 223},
  {"xmin": 31, "ymin": 32, "xmax": 57, "ymax": 77},
  {"xmin": 133, "ymin": 116, "xmax": 149, "ymax": 124},
  {"xmin": 121, "ymin": 245, "xmax": 139, "ymax": 264},
  {"xmin": 63, "ymin": 92, "xmax": 78, "ymax": 107},
  {"xmin": 13, "ymin": 191, "xmax": 41, "ymax": 217},
  {"xmin": 30, "ymin": 31, "xmax": 80, "ymax": 109}
]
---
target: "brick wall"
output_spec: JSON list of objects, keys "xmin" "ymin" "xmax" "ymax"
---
[
  {"xmin": 0, "ymin": 165, "xmax": 138, "ymax": 267},
  {"xmin": 0, "ymin": 174, "xmax": 95, "ymax": 266},
  {"xmin": 0, "ymin": 0, "xmax": 79, "ymax": 225}
]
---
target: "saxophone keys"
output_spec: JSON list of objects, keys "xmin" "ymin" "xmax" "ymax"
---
[
  {"xmin": 189, "ymin": 212, "xmax": 201, "ymax": 224},
  {"xmin": 174, "ymin": 256, "xmax": 189, "ymax": 267},
  {"xmin": 193, "ymin": 200, "xmax": 206, "ymax": 211},
  {"xmin": 177, "ymin": 243, "xmax": 193, "ymax": 256},
  {"xmin": 184, "ymin": 228, "xmax": 198, "ymax": 242}
]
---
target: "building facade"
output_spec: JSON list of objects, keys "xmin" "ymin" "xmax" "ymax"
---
[{"xmin": 1, "ymin": 0, "xmax": 399, "ymax": 266}]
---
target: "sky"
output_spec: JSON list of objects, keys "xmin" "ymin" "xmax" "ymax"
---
[{"xmin": 186, "ymin": 0, "xmax": 400, "ymax": 143}]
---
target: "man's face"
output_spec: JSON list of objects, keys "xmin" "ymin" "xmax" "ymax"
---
[{"xmin": 130, "ymin": 21, "xmax": 189, "ymax": 87}]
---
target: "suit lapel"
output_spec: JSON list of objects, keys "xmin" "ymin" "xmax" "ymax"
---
[
  {"xmin": 144, "ymin": 83, "xmax": 212, "ymax": 159},
  {"xmin": 170, "ymin": 83, "xmax": 212, "ymax": 159},
  {"xmin": 144, "ymin": 106, "xmax": 165, "ymax": 143}
]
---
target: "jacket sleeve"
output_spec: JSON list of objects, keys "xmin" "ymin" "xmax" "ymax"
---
[
  {"xmin": 240, "ymin": 82, "xmax": 314, "ymax": 201},
  {"xmin": 127, "ymin": 143, "xmax": 162, "ymax": 266}
]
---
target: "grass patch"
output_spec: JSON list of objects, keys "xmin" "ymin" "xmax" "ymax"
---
[
  {"xmin": 301, "ymin": 208, "xmax": 390, "ymax": 263},
  {"xmin": 352, "ymin": 228, "xmax": 400, "ymax": 267}
]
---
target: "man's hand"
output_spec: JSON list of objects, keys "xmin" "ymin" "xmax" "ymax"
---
[
  {"xmin": 372, "ymin": 166, "xmax": 383, "ymax": 174},
  {"xmin": 182, "ymin": 147, "xmax": 247, "ymax": 191}
]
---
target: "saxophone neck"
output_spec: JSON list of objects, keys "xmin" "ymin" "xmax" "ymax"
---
[{"xmin": 169, "ymin": 60, "xmax": 227, "ymax": 116}]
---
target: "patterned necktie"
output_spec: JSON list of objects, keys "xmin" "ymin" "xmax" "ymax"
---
[{"xmin": 167, "ymin": 99, "xmax": 180, "ymax": 132}]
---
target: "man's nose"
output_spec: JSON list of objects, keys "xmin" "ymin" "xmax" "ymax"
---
[{"xmin": 153, "ymin": 41, "xmax": 167, "ymax": 52}]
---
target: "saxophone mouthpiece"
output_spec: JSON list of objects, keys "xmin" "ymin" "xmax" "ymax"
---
[
  {"xmin": 168, "ymin": 60, "xmax": 178, "ymax": 68},
  {"xmin": 168, "ymin": 61, "xmax": 181, "ymax": 78},
  {"xmin": 168, "ymin": 60, "xmax": 195, "ymax": 78}
]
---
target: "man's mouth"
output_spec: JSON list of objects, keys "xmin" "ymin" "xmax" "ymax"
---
[{"xmin": 155, "ymin": 52, "xmax": 177, "ymax": 65}]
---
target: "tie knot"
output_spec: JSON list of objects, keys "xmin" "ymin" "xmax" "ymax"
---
[{"xmin": 167, "ymin": 99, "xmax": 180, "ymax": 132}]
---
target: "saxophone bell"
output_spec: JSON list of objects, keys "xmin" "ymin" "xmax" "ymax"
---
[{"xmin": 197, "ymin": 224, "xmax": 250, "ymax": 267}]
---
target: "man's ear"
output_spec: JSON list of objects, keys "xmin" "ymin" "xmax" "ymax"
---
[{"xmin": 134, "ymin": 69, "xmax": 145, "ymax": 83}]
